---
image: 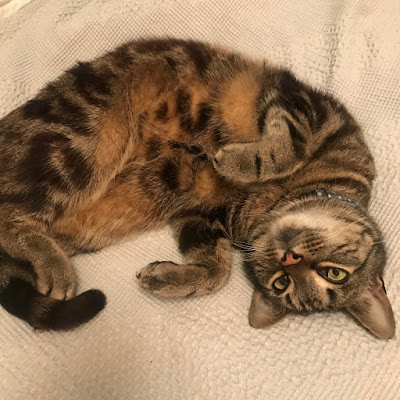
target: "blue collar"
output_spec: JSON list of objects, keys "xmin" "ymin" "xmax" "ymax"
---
[{"xmin": 298, "ymin": 188, "xmax": 362, "ymax": 208}]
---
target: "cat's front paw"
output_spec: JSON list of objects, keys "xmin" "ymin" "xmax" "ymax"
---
[
  {"xmin": 136, "ymin": 261, "xmax": 199, "ymax": 298},
  {"xmin": 213, "ymin": 143, "xmax": 265, "ymax": 183}
]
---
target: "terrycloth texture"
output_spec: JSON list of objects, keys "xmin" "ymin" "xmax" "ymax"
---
[{"xmin": 1, "ymin": 0, "xmax": 400, "ymax": 398}]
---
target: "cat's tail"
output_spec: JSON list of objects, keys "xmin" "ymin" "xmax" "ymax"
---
[{"xmin": 0, "ymin": 279, "xmax": 106, "ymax": 330}]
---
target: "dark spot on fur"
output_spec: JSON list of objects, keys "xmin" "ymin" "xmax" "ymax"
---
[
  {"xmin": 196, "ymin": 103, "xmax": 212, "ymax": 131},
  {"xmin": 62, "ymin": 146, "xmax": 93, "ymax": 190},
  {"xmin": 207, "ymin": 206, "xmax": 228, "ymax": 226},
  {"xmin": 169, "ymin": 141, "xmax": 184, "ymax": 150},
  {"xmin": 165, "ymin": 56, "xmax": 178, "ymax": 72},
  {"xmin": 22, "ymin": 99, "xmax": 52, "ymax": 121},
  {"xmin": 18, "ymin": 133, "xmax": 70, "ymax": 202},
  {"xmin": 156, "ymin": 102, "xmax": 169, "ymax": 121},
  {"xmin": 54, "ymin": 203, "xmax": 65, "ymax": 219},
  {"xmin": 255, "ymin": 154, "xmax": 262, "ymax": 178},
  {"xmin": 179, "ymin": 221, "xmax": 224, "ymax": 254},
  {"xmin": 161, "ymin": 160, "xmax": 179, "ymax": 191},
  {"xmin": 146, "ymin": 138, "xmax": 162, "ymax": 160},
  {"xmin": 187, "ymin": 145, "xmax": 202, "ymax": 155},
  {"xmin": 176, "ymin": 89, "xmax": 191, "ymax": 115},
  {"xmin": 214, "ymin": 127, "xmax": 226, "ymax": 145},
  {"xmin": 69, "ymin": 62, "xmax": 114, "ymax": 107},
  {"xmin": 183, "ymin": 41, "xmax": 212, "ymax": 76},
  {"xmin": 56, "ymin": 94, "xmax": 93, "ymax": 136},
  {"xmin": 257, "ymin": 106, "xmax": 268, "ymax": 134},
  {"xmin": 112, "ymin": 44, "xmax": 134, "ymax": 69},
  {"xmin": 327, "ymin": 289, "xmax": 336, "ymax": 302},
  {"xmin": 177, "ymin": 90, "xmax": 195, "ymax": 133},
  {"xmin": 270, "ymin": 151, "xmax": 276, "ymax": 165}
]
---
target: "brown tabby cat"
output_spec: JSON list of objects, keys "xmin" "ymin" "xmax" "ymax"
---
[{"xmin": 0, "ymin": 38, "xmax": 395, "ymax": 339}]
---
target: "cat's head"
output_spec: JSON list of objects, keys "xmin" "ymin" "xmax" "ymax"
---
[{"xmin": 246, "ymin": 193, "xmax": 395, "ymax": 339}]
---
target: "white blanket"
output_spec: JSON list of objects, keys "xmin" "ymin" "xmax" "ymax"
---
[{"xmin": 1, "ymin": 1, "xmax": 400, "ymax": 399}]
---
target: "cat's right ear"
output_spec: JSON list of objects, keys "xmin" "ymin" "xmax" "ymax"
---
[{"xmin": 248, "ymin": 289, "xmax": 287, "ymax": 329}]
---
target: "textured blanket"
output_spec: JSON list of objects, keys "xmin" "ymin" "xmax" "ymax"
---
[{"xmin": 1, "ymin": 1, "xmax": 399, "ymax": 399}]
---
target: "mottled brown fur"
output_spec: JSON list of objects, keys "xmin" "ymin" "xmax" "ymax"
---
[{"xmin": 0, "ymin": 38, "xmax": 394, "ymax": 338}]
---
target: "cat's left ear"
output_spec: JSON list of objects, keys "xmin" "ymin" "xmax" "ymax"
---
[
  {"xmin": 248, "ymin": 289, "xmax": 287, "ymax": 329},
  {"xmin": 346, "ymin": 278, "xmax": 395, "ymax": 340}
]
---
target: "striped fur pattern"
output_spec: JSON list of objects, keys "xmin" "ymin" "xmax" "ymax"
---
[{"xmin": 0, "ymin": 38, "xmax": 394, "ymax": 338}]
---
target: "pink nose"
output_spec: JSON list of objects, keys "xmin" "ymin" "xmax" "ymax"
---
[{"xmin": 281, "ymin": 251, "xmax": 303, "ymax": 266}]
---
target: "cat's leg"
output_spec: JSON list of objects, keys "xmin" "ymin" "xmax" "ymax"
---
[
  {"xmin": 213, "ymin": 91, "xmax": 345, "ymax": 184},
  {"xmin": 213, "ymin": 117, "xmax": 310, "ymax": 183},
  {"xmin": 0, "ymin": 215, "xmax": 76, "ymax": 300},
  {"xmin": 137, "ymin": 214, "xmax": 232, "ymax": 298}
]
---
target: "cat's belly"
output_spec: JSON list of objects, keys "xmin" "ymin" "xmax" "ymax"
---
[{"xmin": 50, "ymin": 155, "xmax": 233, "ymax": 255}]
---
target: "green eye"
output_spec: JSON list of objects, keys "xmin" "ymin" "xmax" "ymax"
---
[
  {"xmin": 328, "ymin": 268, "xmax": 347, "ymax": 281},
  {"xmin": 318, "ymin": 267, "xmax": 349, "ymax": 283},
  {"xmin": 273, "ymin": 274, "xmax": 290, "ymax": 293}
]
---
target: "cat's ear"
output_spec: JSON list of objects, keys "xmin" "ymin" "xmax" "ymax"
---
[
  {"xmin": 346, "ymin": 278, "xmax": 395, "ymax": 340},
  {"xmin": 248, "ymin": 289, "xmax": 287, "ymax": 329}
]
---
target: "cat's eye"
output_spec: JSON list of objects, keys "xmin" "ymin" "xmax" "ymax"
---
[
  {"xmin": 317, "ymin": 267, "xmax": 349, "ymax": 284},
  {"xmin": 272, "ymin": 274, "xmax": 290, "ymax": 294}
]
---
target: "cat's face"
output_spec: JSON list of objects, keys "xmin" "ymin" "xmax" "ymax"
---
[{"xmin": 247, "ymin": 197, "xmax": 395, "ymax": 339}]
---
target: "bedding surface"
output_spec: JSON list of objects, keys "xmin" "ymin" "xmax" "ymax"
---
[{"xmin": 1, "ymin": 1, "xmax": 400, "ymax": 399}]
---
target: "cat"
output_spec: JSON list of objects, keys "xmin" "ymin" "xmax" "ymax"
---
[{"xmin": 0, "ymin": 38, "xmax": 394, "ymax": 339}]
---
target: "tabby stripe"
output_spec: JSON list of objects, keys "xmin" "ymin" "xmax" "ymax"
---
[
  {"xmin": 279, "ymin": 95, "xmax": 314, "ymax": 127},
  {"xmin": 24, "ymin": 92, "xmax": 93, "ymax": 137},
  {"xmin": 257, "ymin": 103, "xmax": 269, "ymax": 134},
  {"xmin": 285, "ymin": 117, "xmax": 306, "ymax": 158},
  {"xmin": 57, "ymin": 94, "xmax": 93, "ymax": 136},
  {"xmin": 179, "ymin": 221, "xmax": 224, "ymax": 254},
  {"xmin": 170, "ymin": 206, "xmax": 228, "ymax": 227},
  {"xmin": 313, "ymin": 123, "xmax": 357, "ymax": 160},
  {"xmin": 214, "ymin": 127, "xmax": 226, "ymax": 145},
  {"xmin": 155, "ymin": 102, "xmax": 169, "ymax": 121},
  {"xmin": 183, "ymin": 41, "xmax": 213, "ymax": 77},
  {"xmin": 196, "ymin": 102, "xmax": 212, "ymax": 131},
  {"xmin": 62, "ymin": 146, "xmax": 93, "ymax": 190},
  {"xmin": 70, "ymin": 62, "xmax": 114, "ymax": 108},
  {"xmin": 279, "ymin": 71, "xmax": 315, "ymax": 126},
  {"xmin": 306, "ymin": 90, "xmax": 328, "ymax": 129},
  {"xmin": 146, "ymin": 138, "xmax": 163, "ymax": 160},
  {"xmin": 18, "ymin": 133, "xmax": 70, "ymax": 192},
  {"xmin": 112, "ymin": 44, "xmax": 135, "ymax": 69},
  {"xmin": 22, "ymin": 99, "xmax": 52, "ymax": 122},
  {"xmin": 255, "ymin": 154, "xmax": 262, "ymax": 178},
  {"xmin": 161, "ymin": 160, "xmax": 179, "ymax": 191}
]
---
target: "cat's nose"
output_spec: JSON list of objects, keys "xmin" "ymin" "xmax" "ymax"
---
[{"xmin": 281, "ymin": 250, "xmax": 303, "ymax": 266}]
